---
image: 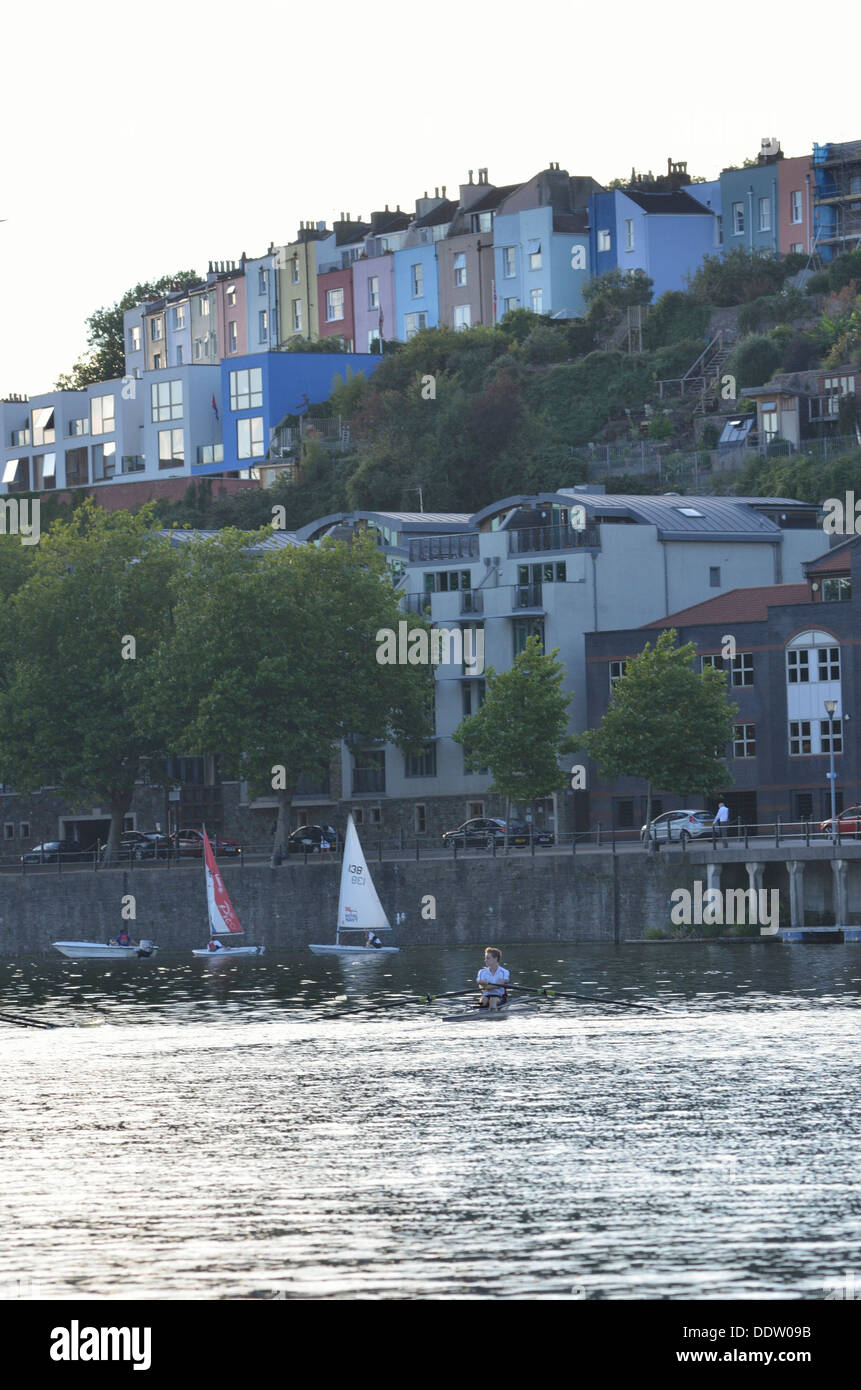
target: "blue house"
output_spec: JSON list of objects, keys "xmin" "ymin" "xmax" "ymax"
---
[
  {"xmin": 393, "ymin": 243, "xmax": 440, "ymax": 339},
  {"xmin": 492, "ymin": 204, "xmax": 590, "ymax": 319},
  {"xmin": 209, "ymin": 352, "xmax": 382, "ymax": 478},
  {"xmin": 718, "ymin": 163, "xmax": 781, "ymax": 255},
  {"xmin": 588, "ymin": 189, "xmax": 718, "ymax": 295}
]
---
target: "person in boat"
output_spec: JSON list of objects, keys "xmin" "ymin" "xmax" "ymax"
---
[
  {"xmin": 477, "ymin": 947, "xmax": 510, "ymax": 1011},
  {"xmin": 208, "ymin": 939, "xmax": 224, "ymax": 952},
  {"xmin": 365, "ymin": 930, "xmax": 383, "ymax": 949},
  {"xmin": 115, "ymin": 929, "xmax": 130, "ymax": 947}
]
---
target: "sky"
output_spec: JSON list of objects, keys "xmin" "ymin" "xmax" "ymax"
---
[{"xmin": 0, "ymin": 0, "xmax": 858, "ymax": 395}]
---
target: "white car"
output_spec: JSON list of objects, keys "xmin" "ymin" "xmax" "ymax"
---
[{"xmin": 640, "ymin": 810, "xmax": 714, "ymax": 845}]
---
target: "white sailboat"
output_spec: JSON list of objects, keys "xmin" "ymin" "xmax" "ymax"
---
[
  {"xmin": 309, "ymin": 814, "xmax": 399, "ymax": 955},
  {"xmin": 191, "ymin": 827, "xmax": 264, "ymax": 957}
]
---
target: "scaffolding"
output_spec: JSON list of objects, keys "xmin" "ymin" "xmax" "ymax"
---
[{"xmin": 813, "ymin": 140, "xmax": 861, "ymax": 260}]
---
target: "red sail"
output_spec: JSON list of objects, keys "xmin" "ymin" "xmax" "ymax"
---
[{"xmin": 203, "ymin": 827, "xmax": 244, "ymax": 935}]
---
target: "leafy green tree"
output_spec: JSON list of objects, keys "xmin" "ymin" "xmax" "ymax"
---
[
  {"xmin": 687, "ymin": 249, "xmax": 787, "ymax": 307},
  {"xmin": 151, "ymin": 532, "xmax": 433, "ymax": 850},
  {"xmin": 642, "ymin": 291, "xmax": 712, "ymax": 350},
  {"xmin": 0, "ymin": 503, "xmax": 180, "ymax": 854},
  {"xmin": 582, "ymin": 269, "xmax": 654, "ymax": 334},
  {"xmin": 726, "ymin": 334, "xmax": 783, "ymax": 388},
  {"xmin": 453, "ymin": 635, "xmax": 575, "ymax": 844},
  {"xmin": 55, "ymin": 272, "xmax": 200, "ymax": 388},
  {"xmin": 581, "ymin": 629, "xmax": 736, "ymax": 834}
]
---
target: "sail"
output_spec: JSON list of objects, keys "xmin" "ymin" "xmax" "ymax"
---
[
  {"xmin": 337, "ymin": 815, "xmax": 391, "ymax": 934},
  {"xmin": 203, "ymin": 827, "xmax": 244, "ymax": 936}
]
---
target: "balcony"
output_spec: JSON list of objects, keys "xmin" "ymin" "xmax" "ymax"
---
[
  {"xmin": 295, "ymin": 772, "xmax": 331, "ymax": 798},
  {"xmin": 507, "ymin": 523, "xmax": 599, "ymax": 555},
  {"xmin": 121, "ymin": 455, "xmax": 145, "ymax": 474},
  {"xmin": 408, "ymin": 533, "xmax": 479, "ymax": 562},
  {"xmin": 514, "ymin": 582, "xmax": 544, "ymax": 610},
  {"xmin": 352, "ymin": 767, "xmax": 386, "ymax": 795},
  {"xmin": 460, "ymin": 590, "xmax": 483, "ymax": 614},
  {"xmin": 402, "ymin": 592, "xmax": 431, "ymax": 615}
]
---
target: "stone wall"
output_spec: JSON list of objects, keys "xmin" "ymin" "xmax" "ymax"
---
[{"xmin": 0, "ymin": 851, "xmax": 687, "ymax": 955}]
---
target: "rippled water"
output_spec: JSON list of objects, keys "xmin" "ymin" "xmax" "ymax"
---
[{"xmin": 1, "ymin": 943, "xmax": 860, "ymax": 1299}]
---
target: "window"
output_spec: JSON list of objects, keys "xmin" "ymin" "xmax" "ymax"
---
[
  {"xmin": 150, "ymin": 379, "xmax": 183, "ymax": 421},
  {"xmin": 292, "ymin": 299, "xmax": 302, "ymax": 332},
  {"xmin": 503, "ymin": 297, "xmax": 519, "ymax": 313},
  {"xmin": 787, "ymin": 649, "xmax": 809, "ymax": 683},
  {"xmin": 150, "ymin": 317, "xmax": 163, "ymax": 341},
  {"xmin": 730, "ymin": 652, "xmax": 754, "ymax": 687},
  {"xmin": 226, "ymin": 285, "xmax": 236, "ymax": 307},
  {"xmin": 701, "ymin": 654, "xmax": 721, "ymax": 670},
  {"xmin": 404, "ymin": 744, "xmax": 437, "ymax": 778},
  {"xmin": 229, "ymin": 368, "xmax": 263, "ymax": 411},
  {"xmin": 791, "ymin": 242, "xmax": 803, "ymax": 254},
  {"xmin": 615, "ymin": 798, "xmax": 635, "ymax": 829},
  {"xmin": 503, "ymin": 247, "xmax": 516, "ymax": 278},
  {"xmin": 597, "ymin": 229, "xmax": 611, "ymax": 252},
  {"xmin": 157, "ymin": 429, "xmax": 183, "ymax": 467},
  {"xmin": 411, "ymin": 263, "xmax": 423, "ymax": 297},
  {"xmin": 368, "ymin": 275, "xmax": 379, "ymax": 309},
  {"xmin": 709, "ymin": 566, "xmax": 721, "ymax": 587},
  {"xmin": 1, "ymin": 458, "xmax": 29, "ymax": 491},
  {"xmin": 33, "ymin": 453, "xmax": 56, "ymax": 490},
  {"xmin": 733, "ymin": 723, "xmax": 756, "ymax": 758},
  {"xmin": 3, "ymin": 823, "xmax": 13, "ymax": 840},
  {"xmin": 514, "ymin": 619, "xmax": 543, "ymax": 655},
  {"xmin": 470, "ymin": 211, "xmax": 492, "ymax": 233},
  {"xmin": 823, "ymin": 577, "xmax": 851, "ymax": 602},
  {"xmin": 92, "ymin": 441, "xmax": 117, "ymax": 479},
  {"xmin": 528, "ymin": 242, "xmax": 542, "ymax": 271},
  {"xmin": 326, "ymin": 287, "xmax": 345, "ymax": 321},
  {"xmin": 172, "ymin": 305, "xmax": 186, "ymax": 329},
  {"xmin": 732, "ymin": 202, "xmax": 744, "ymax": 235},
  {"xmin": 818, "ymin": 647, "xmax": 840, "ymax": 681},
  {"xmin": 153, "ymin": 354, "xmax": 162, "ymax": 369},
  {"xmin": 65, "ymin": 446, "xmax": 88, "ymax": 487},
  {"xmin": 624, "ymin": 219, "xmax": 635, "ymax": 251},
  {"xmin": 200, "ymin": 295, "xmax": 210, "ymax": 317},
  {"xmin": 820, "ymin": 718, "xmax": 843, "ymax": 754},
  {"xmin": 228, "ymin": 322, "xmax": 238, "ymax": 353},
  {"xmin": 31, "ymin": 406, "xmax": 55, "ymax": 446},
  {"xmin": 258, "ymin": 309, "xmax": 268, "ymax": 342},
  {"xmin": 368, "ymin": 329, "xmax": 381, "ymax": 351},
  {"xmin": 454, "ymin": 252, "xmax": 467, "ymax": 287},
  {"xmin": 129, "ymin": 325, "xmax": 141, "ymax": 351},
  {"xmin": 237, "ymin": 416, "xmax": 264, "ymax": 459},
  {"xmin": 609, "ymin": 659, "xmax": 627, "ymax": 689},
  {"xmin": 791, "ymin": 190, "xmax": 802, "ymax": 224},
  {"xmin": 761, "ymin": 408, "xmax": 778, "ymax": 441},
  {"xmin": 453, "ymin": 304, "xmax": 471, "ymax": 331},
  {"xmin": 291, "ymin": 258, "xmax": 300, "ymax": 284},
  {"xmin": 425, "ymin": 569, "xmax": 471, "ymax": 593},
  {"xmin": 789, "ymin": 720, "xmax": 812, "ymax": 755},
  {"xmin": 414, "ymin": 805, "xmax": 427, "ymax": 835},
  {"xmin": 462, "ymin": 680, "xmax": 486, "ymax": 717},
  {"xmin": 759, "ymin": 197, "xmax": 771, "ymax": 231},
  {"xmin": 258, "ymin": 268, "xmax": 268, "ymax": 293},
  {"xmin": 19, "ymin": 821, "xmax": 29, "ymax": 839},
  {"xmin": 90, "ymin": 394, "xmax": 115, "ymax": 436},
  {"xmin": 404, "ymin": 312, "xmax": 427, "ymax": 339},
  {"xmin": 530, "ymin": 289, "xmax": 543, "ymax": 313},
  {"xmin": 67, "ymin": 417, "xmax": 89, "ymax": 437}
]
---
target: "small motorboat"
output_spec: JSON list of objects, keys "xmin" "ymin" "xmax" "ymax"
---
[
  {"xmin": 53, "ymin": 940, "xmax": 157, "ymax": 960},
  {"xmin": 309, "ymin": 814, "xmax": 399, "ymax": 955},
  {"xmin": 191, "ymin": 828, "xmax": 264, "ymax": 957}
]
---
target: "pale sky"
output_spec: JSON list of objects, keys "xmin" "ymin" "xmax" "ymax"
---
[{"xmin": 1, "ymin": 0, "xmax": 857, "ymax": 395}]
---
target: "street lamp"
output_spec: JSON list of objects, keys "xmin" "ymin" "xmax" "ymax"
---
[{"xmin": 824, "ymin": 698, "xmax": 838, "ymax": 843}]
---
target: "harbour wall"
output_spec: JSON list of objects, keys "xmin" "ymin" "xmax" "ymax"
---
[{"xmin": 0, "ymin": 853, "xmax": 689, "ymax": 955}]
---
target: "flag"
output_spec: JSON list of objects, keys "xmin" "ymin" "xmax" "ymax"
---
[
  {"xmin": 211, "ymin": 393, "xmax": 219, "ymax": 421},
  {"xmin": 378, "ymin": 304, "xmax": 384, "ymax": 339}
]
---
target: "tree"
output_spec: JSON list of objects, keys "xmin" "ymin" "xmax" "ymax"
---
[
  {"xmin": 582, "ymin": 268, "xmax": 654, "ymax": 335},
  {"xmin": 726, "ymin": 334, "xmax": 783, "ymax": 388},
  {"xmin": 151, "ymin": 531, "xmax": 433, "ymax": 851},
  {"xmin": 55, "ymin": 271, "xmax": 200, "ymax": 388},
  {"xmin": 0, "ymin": 503, "xmax": 180, "ymax": 854},
  {"xmin": 453, "ymin": 635, "xmax": 575, "ymax": 845},
  {"xmin": 687, "ymin": 249, "xmax": 787, "ymax": 308},
  {"xmin": 581, "ymin": 630, "xmax": 736, "ymax": 835}
]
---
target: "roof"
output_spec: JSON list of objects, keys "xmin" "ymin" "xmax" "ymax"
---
[
  {"xmin": 641, "ymin": 584, "xmax": 810, "ymax": 628},
  {"xmin": 462, "ymin": 183, "xmax": 520, "ymax": 214},
  {"xmin": 804, "ymin": 534, "xmax": 861, "ymax": 575},
  {"xmin": 159, "ymin": 528, "xmax": 303, "ymax": 551},
  {"xmin": 470, "ymin": 492, "xmax": 818, "ymax": 541},
  {"xmin": 552, "ymin": 211, "xmax": 588, "ymax": 233},
  {"xmin": 622, "ymin": 189, "xmax": 715, "ymax": 216},
  {"xmin": 413, "ymin": 199, "xmax": 457, "ymax": 228},
  {"xmin": 294, "ymin": 510, "xmax": 472, "ymax": 542}
]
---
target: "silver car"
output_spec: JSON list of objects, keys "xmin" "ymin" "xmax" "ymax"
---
[{"xmin": 640, "ymin": 810, "xmax": 714, "ymax": 845}]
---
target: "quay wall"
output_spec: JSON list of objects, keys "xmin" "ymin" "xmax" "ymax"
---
[{"xmin": 0, "ymin": 853, "xmax": 688, "ymax": 955}]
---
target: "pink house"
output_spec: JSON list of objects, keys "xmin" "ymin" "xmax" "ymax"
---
[
  {"xmin": 213, "ymin": 268, "xmax": 248, "ymax": 361},
  {"xmin": 777, "ymin": 155, "xmax": 813, "ymax": 256},
  {"xmin": 353, "ymin": 253, "xmax": 396, "ymax": 353}
]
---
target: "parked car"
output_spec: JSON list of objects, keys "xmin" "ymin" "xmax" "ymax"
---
[
  {"xmin": 170, "ymin": 828, "xmax": 241, "ymax": 857},
  {"xmin": 640, "ymin": 810, "xmax": 714, "ymax": 845},
  {"xmin": 286, "ymin": 825, "xmax": 338, "ymax": 854},
  {"xmin": 820, "ymin": 805, "xmax": 861, "ymax": 838},
  {"xmin": 441, "ymin": 818, "xmax": 507, "ymax": 849},
  {"xmin": 506, "ymin": 822, "xmax": 555, "ymax": 846},
  {"xmin": 20, "ymin": 839, "xmax": 88, "ymax": 864},
  {"xmin": 103, "ymin": 831, "xmax": 170, "ymax": 861}
]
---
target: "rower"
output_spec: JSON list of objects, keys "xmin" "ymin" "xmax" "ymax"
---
[{"xmin": 477, "ymin": 947, "xmax": 510, "ymax": 1011}]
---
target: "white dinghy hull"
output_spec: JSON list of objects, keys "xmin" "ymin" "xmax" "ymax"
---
[
  {"xmin": 192, "ymin": 945, "xmax": 265, "ymax": 958},
  {"xmin": 53, "ymin": 942, "xmax": 158, "ymax": 960},
  {"xmin": 308, "ymin": 944, "xmax": 399, "ymax": 956}
]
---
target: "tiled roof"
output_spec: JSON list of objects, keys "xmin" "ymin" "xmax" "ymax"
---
[
  {"xmin": 622, "ymin": 189, "xmax": 715, "ymax": 216},
  {"xmin": 804, "ymin": 535, "xmax": 860, "ymax": 574},
  {"xmin": 641, "ymin": 584, "xmax": 809, "ymax": 628}
]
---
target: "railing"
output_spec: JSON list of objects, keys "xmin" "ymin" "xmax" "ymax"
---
[
  {"xmin": 507, "ymin": 523, "xmax": 599, "ymax": 555},
  {"xmin": 408, "ymin": 533, "xmax": 479, "ymax": 562},
  {"xmin": 401, "ymin": 592, "xmax": 431, "ymax": 615},
  {"xmin": 269, "ymin": 416, "xmax": 350, "ymax": 455},
  {"xmin": 294, "ymin": 773, "xmax": 331, "ymax": 798},
  {"xmin": 460, "ymin": 590, "xmax": 483, "ymax": 613},
  {"xmin": 121, "ymin": 456, "xmax": 145, "ymax": 474},
  {"xmin": 514, "ymin": 582, "xmax": 543, "ymax": 609}
]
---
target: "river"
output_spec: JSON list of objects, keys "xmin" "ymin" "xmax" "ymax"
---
[{"xmin": 1, "ymin": 943, "xmax": 859, "ymax": 1300}]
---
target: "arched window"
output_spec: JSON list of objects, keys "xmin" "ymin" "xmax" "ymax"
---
[{"xmin": 785, "ymin": 630, "xmax": 842, "ymax": 756}]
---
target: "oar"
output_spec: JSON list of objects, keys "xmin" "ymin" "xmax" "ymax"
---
[
  {"xmin": 0, "ymin": 1010, "xmax": 57, "ymax": 1030},
  {"xmin": 505, "ymin": 985, "xmax": 671, "ymax": 1014}
]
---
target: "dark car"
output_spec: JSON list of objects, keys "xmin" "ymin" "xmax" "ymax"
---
[
  {"xmin": 21, "ymin": 839, "xmax": 88, "ymax": 864},
  {"xmin": 104, "ymin": 831, "xmax": 170, "ymax": 861},
  {"xmin": 441, "ymin": 817, "xmax": 507, "ymax": 850},
  {"xmin": 506, "ymin": 822, "xmax": 555, "ymax": 846},
  {"xmin": 286, "ymin": 824, "xmax": 337, "ymax": 854},
  {"xmin": 170, "ymin": 828, "xmax": 241, "ymax": 857}
]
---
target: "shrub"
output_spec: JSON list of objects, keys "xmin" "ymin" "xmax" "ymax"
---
[
  {"xmin": 688, "ymin": 248, "xmax": 787, "ymax": 306},
  {"xmin": 727, "ymin": 334, "xmax": 783, "ymax": 388},
  {"xmin": 522, "ymin": 323, "xmax": 569, "ymax": 364},
  {"xmin": 646, "ymin": 414, "xmax": 675, "ymax": 440},
  {"xmin": 643, "ymin": 291, "xmax": 711, "ymax": 350},
  {"xmin": 806, "ymin": 271, "xmax": 830, "ymax": 295}
]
